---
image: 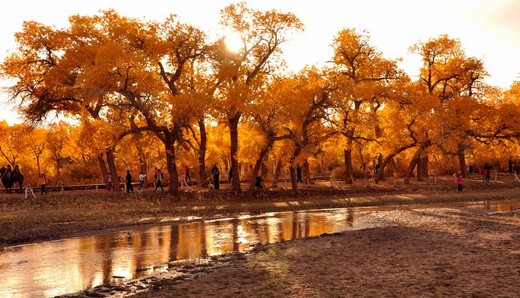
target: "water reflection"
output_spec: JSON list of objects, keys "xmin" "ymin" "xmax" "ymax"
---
[{"xmin": 1, "ymin": 199, "xmax": 518, "ymax": 297}]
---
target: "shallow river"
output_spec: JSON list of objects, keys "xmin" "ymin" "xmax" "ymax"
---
[{"xmin": 1, "ymin": 199, "xmax": 519, "ymax": 297}]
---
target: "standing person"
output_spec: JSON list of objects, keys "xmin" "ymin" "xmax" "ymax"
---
[
  {"xmin": 138, "ymin": 171, "xmax": 146, "ymax": 190},
  {"xmin": 39, "ymin": 172, "xmax": 47, "ymax": 194},
  {"xmin": 482, "ymin": 166, "xmax": 488, "ymax": 186},
  {"xmin": 125, "ymin": 170, "xmax": 134, "ymax": 193},
  {"xmin": 296, "ymin": 166, "xmax": 303, "ymax": 183},
  {"xmin": 211, "ymin": 164, "xmax": 220, "ymax": 190},
  {"xmin": 5, "ymin": 164, "xmax": 12, "ymax": 179},
  {"xmin": 154, "ymin": 169, "xmax": 164, "ymax": 191},
  {"xmin": 185, "ymin": 165, "xmax": 191, "ymax": 184},
  {"xmin": 456, "ymin": 173, "xmax": 463, "ymax": 192}
]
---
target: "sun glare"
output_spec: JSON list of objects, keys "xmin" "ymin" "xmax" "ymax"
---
[{"xmin": 224, "ymin": 31, "xmax": 243, "ymax": 53}]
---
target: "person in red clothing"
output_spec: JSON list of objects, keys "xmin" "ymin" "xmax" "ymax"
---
[
  {"xmin": 39, "ymin": 172, "xmax": 47, "ymax": 194},
  {"xmin": 456, "ymin": 173, "xmax": 463, "ymax": 192}
]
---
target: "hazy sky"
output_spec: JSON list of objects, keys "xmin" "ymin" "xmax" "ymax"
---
[{"xmin": 1, "ymin": 0, "xmax": 520, "ymax": 124}]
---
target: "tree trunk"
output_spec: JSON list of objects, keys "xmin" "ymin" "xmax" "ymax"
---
[
  {"xmin": 98, "ymin": 154, "xmax": 108, "ymax": 187},
  {"xmin": 198, "ymin": 119, "xmax": 208, "ymax": 187},
  {"xmin": 248, "ymin": 159, "xmax": 263, "ymax": 194},
  {"xmin": 271, "ymin": 159, "xmax": 282, "ymax": 188},
  {"xmin": 229, "ymin": 114, "xmax": 241, "ymax": 191},
  {"xmin": 416, "ymin": 154, "xmax": 424, "ymax": 182},
  {"xmin": 403, "ymin": 146, "xmax": 428, "ymax": 185},
  {"xmin": 303, "ymin": 159, "xmax": 311, "ymax": 184},
  {"xmin": 165, "ymin": 140, "xmax": 179, "ymax": 194},
  {"xmin": 377, "ymin": 153, "xmax": 384, "ymax": 178},
  {"xmin": 106, "ymin": 149, "xmax": 121, "ymax": 192},
  {"xmin": 404, "ymin": 157, "xmax": 419, "ymax": 184},
  {"xmin": 458, "ymin": 151, "xmax": 467, "ymax": 177},
  {"xmin": 344, "ymin": 148, "xmax": 353, "ymax": 184},
  {"xmin": 375, "ymin": 144, "xmax": 418, "ymax": 184},
  {"xmin": 36, "ymin": 156, "xmax": 41, "ymax": 179},
  {"xmin": 289, "ymin": 145, "xmax": 302, "ymax": 194},
  {"xmin": 289, "ymin": 165, "xmax": 298, "ymax": 193},
  {"xmin": 421, "ymin": 156, "xmax": 429, "ymax": 178},
  {"xmin": 248, "ymin": 147, "xmax": 270, "ymax": 194}
]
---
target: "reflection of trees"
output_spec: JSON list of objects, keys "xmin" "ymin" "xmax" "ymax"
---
[
  {"xmin": 6, "ymin": 208, "xmax": 366, "ymax": 296},
  {"xmin": 95, "ymin": 234, "xmax": 113, "ymax": 285},
  {"xmin": 177, "ymin": 222, "xmax": 206, "ymax": 260},
  {"xmin": 232, "ymin": 218, "xmax": 240, "ymax": 252}
]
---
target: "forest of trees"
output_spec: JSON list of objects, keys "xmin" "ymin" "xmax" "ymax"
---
[{"xmin": 1, "ymin": 3, "xmax": 520, "ymax": 194}]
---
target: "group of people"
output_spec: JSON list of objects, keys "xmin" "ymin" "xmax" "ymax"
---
[
  {"xmin": 107, "ymin": 167, "xmax": 165, "ymax": 193},
  {"xmin": 456, "ymin": 163, "xmax": 494, "ymax": 192}
]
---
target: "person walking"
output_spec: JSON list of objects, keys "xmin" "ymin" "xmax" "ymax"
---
[
  {"xmin": 154, "ymin": 169, "xmax": 164, "ymax": 191},
  {"xmin": 456, "ymin": 173, "xmax": 463, "ymax": 192},
  {"xmin": 125, "ymin": 170, "xmax": 134, "ymax": 193},
  {"xmin": 138, "ymin": 171, "xmax": 146, "ymax": 190},
  {"xmin": 39, "ymin": 172, "xmax": 47, "ymax": 194}
]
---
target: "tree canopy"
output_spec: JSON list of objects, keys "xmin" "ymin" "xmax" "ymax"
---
[{"xmin": 2, "ymin": 4, "xmax": 520, "ymax": 193}]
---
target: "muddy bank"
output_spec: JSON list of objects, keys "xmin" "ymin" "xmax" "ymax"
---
[
  {"xmin": 61, "ymin": 207, "xmax": 520, "ymax": 297},
  {"xmin": 1, "ymin": 177, "xmax": 519, "ymax": 248}
]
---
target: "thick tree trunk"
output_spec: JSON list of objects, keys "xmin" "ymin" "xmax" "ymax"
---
[
  {"xmin": 404, "ymin": 145, "xmax": 430, "ymax": 185},
  {"xmin": 106, "ymin": 149, "xmax": 121, "ymax": 192},
  {"xmin": 375, "ymin": 144, "xmax": 418, "ymax": 184},
  {"xmin": 458, "ymin": 151, "xmax": 467, "ymax": 177},
  {"xmin": 404, "ymin": 157, "xmax": 419, "ymax": 184},
  {"xmin": 229, "ymin": 115, "xmax": 241, "ymax": 191},
  {"xmin": 165, "ymin": 141, "xmax": 179, "ymax": 194},
  {"xmin": 289, "ymin": 146, "xmax": 302, "ymax": 194},
  {"xmin": 344, "ymin": 148, "xmax": 353, "ymax": 184},
  {"xmin": 421, "ymin": 156, "xmax": 429, "ymax": 178},
  {"xmin": 198, "ymin": 119, "xmax": 208, "ymax": 187}
]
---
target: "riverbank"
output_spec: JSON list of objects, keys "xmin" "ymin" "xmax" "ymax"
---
[
  {"xmin": 1, "ymin": 175, "xmax": 519, "ymax": 248},
  {"xmin": 62, "ymin": 199, "xmax": 520, "ymax": 297},
  {"xmin": 130, "ymin": 207, "xmax": 520, "ymax": 298},
  {"xmin": 2, "ymin": 175, "xmax": 520, "ymax": 297}
]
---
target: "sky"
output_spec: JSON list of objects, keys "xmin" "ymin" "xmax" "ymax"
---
[{"xmin": 1, "ymin": 0, "xmax": 520, "ymax": 125}]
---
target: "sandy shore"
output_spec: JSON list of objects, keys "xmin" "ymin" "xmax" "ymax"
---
[{"xmin": 62, "ymin": 206, "xmax": 520, "ymax": 298}]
